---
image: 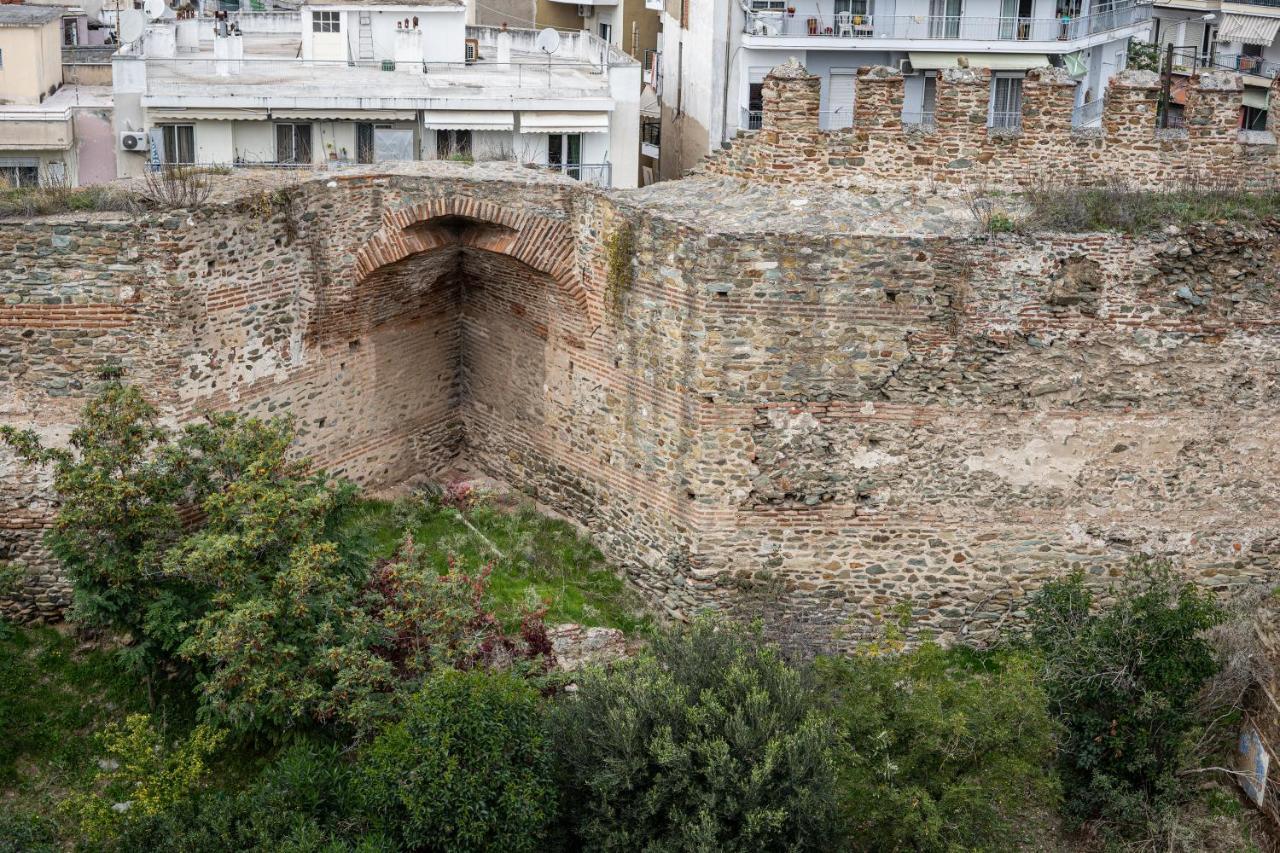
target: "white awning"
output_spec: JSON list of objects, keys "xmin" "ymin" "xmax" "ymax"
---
[
  {"xmin": 908, "ymin": 52, "xmax": 1050, "ymax": 71},
  {"xmin": 422, "ymin": 110, "xmax": 514, "ymax": 131},
  {"xmin": 1243, "ymin": 87, "xmax": 1270, "ymax": 110},
  {"xmin": 147, "ymin": 108, "xmax": 269, "ymax": 121},
  {"xmin": 1218, "ymin": 13, "xmax": 1280, "ymax": 47},
  {"xmin": 519, "ymin": 111, "xmax": 610, "ymax": 134},
  {"xmin": 271, "ymin": 109, "xmax": 416, "ymax": 121}
]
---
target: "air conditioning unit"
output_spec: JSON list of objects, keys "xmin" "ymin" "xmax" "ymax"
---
[
  {"xmin": 464, "ymin": 38, "xmax": 479, "ymax": 64},
  {"xmin": 119, "ymin": 131, "xmax": 148, "ymax": 152},
  {"xmin": 898, "ymin": 58, "xmax": 914, "ymax": 75}
]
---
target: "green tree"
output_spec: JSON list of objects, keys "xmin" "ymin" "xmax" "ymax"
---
[
  {"xmin": 1029, "ymin": 560, "xmax": 1224, "ymax": 831},
  {"xmin": 552, "ymin": 618, "xmax": 841, "ymax": 852},
  {"xmin": 817, "ymin": 641, "xmax": 1059, "ymax": 852},
  {"xmin": 1, "ymin": 382, "xmax": 201, "ymax": 676},
  {"xmin": 357, "ymin": 670, "xmax": 557, "ymax": 852}
]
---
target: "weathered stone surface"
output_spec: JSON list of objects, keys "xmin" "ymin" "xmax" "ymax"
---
[
  {"xmin": 548, "ymin": 623, "xmax": 629, "ymax": 671},
  {"xmin": 1, "ymin": 162, "xmax": 1277, "ymax": 651},
  {"xmin": 698, "ymin": 62, "xmax": 1279, "ymax": 190}
]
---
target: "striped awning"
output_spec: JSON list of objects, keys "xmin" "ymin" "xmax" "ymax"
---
[
  {"xmin": 422, "ymin": 110, "xmax": 514, "ymax": 131},
  {"xmin": 518, "ymin": 111, "xmax": 610, "ymax": 134},
  {"xmin": 147, "ymin": 108, "xmax": 269, "ymax": 121},
  {"xmin": 271, "ymin": 109, "xmax": 416, "ymax": 121},
  {"xmin": 1218, "ymin": 13, "xmax": 1280, "ymax": 47},
  {"xmin": 908, "ymin": 52, "xmax": 1050, "ymax": 71}
]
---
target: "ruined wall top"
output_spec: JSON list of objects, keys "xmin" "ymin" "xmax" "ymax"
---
[{"xmin": 698, "ymin": 61, "xmax": 1280, "ymax": 190}]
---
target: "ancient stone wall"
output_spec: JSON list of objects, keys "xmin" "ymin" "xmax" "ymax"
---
[
  {"xmin": 2, "ymin": 168, "xmax": 1277, "ymax": 649},
  {"xmin": 698, "ymin": 61, "xmax": 1280, "ymax": 191}
]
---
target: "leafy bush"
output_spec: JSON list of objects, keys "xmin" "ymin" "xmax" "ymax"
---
[
  {"xmin": 4, "ymin": 384, "xmax": 552, "ymax": 741},
  {"xmin": 67, "ymin": 714, "xmax": 225, "ymax": 845},
  {"xmin": 106, "ymin": 739, "xmax": 382, "ymax": 852},
  {"xmin": 1029, "ymin": 560, "xmax": 1224, "ymax": 832},
  {"xmin": 817, "ymin": 638, "xmax": 1059, "ymax": 852},
  {"xmin": 357, "ymin": 669, "xmax": 557, "ymax": 852},
  {"xmin": 552, "ymin": 618, "xmax": 841, "ymax": 851}
]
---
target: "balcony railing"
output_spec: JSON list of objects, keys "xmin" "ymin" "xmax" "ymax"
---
[
  {"xmin": 743, "ymin": 2, "xmax": 1150, "ymax": 40},
  {"xmin": 901, "ymin": 109, "xmax": 936, "ymax": 129},
  {"xmin": 989, "ymin": 110, "xmax": 1023, "ymax": 129},
  {"xmin": 1071, "ymin": 96, "xmax": 1104, "ymax": 127},
  {"xmin": 740, "ymin": 108, "xmax": 852, "ymax": 129},
  {"xmin": 539, "ymin": 162, "xmax": 612, "ymax": 186}
]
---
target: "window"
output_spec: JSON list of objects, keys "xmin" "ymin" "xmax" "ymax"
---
[
  {"xmin": 275, "ymin": 123, "xmax": 313, "ymax": 164},
  {"xmin": 750, "ymin": 0, "xmax": 786, "ymax": 10},
  {"xmin": 598, "ymin": 22, "xmax": 612, "ymax": 43},
  {"xmin": 436, "ymin": 129, "xmax": 472, "ymax": 160},
  {"xmin": 0, "ymin": 162, "xmax": 39, "ymax": 188},
  {"xmin": 312, "ymin": 11, "xmax": 340, "ymax": 32},
  {"xmin": 357, "ymin": 123, "xmax": 374, "ymax": 164},
  {"xmin": 547, "ymin": 133, "xmax": 583, "ymax": 179},
  {"xmin": 159, "ymin": 124, "xmax": 195, "ymax": 164},
  {"xmin": 63, "ymin": 19, "xmax": 78, "ymax": 46},
  {"xmin": 990, "ymin": 74, "xmax": 1023, "ymax": 128},
  {"xmin": 1243, "ymin": 105, "xmax": 1267, "ymax": 131},
  {"xmin": 747, "ymin": 82, "xmax": 764, "ymax": 129}
]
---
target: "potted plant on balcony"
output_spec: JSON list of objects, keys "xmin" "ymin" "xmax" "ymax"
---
[
  {"xmin": 807, "ymin": 15, "xmax": 817, "ymax": 33},
  {"xmin": 786, "ymin": 5, "xmax": 796, "ymax": 16}
]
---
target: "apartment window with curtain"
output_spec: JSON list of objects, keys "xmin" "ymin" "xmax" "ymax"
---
[
  {"xmin": 159, "ymin": 124, "xmax": 195, "ymax": 164},
  {"xmin": 990, "ymin": 74, "xmax": 1024, "ymax": 128},
  {"xmin": 0, "ymin": 160, "xmax": 39, "ymax": 188},
  {"xmin": 275, "ymin": 123, "xmax": 313, "ymax": 164}
]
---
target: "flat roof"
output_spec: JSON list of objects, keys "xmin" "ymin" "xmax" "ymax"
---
[{"xmin": 0, "ymin": 5, "xmax": 63, "ymax": 26}]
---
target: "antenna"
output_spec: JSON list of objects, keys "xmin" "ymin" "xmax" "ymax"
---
[
  {"xmin": 118, "ymin": 8, "xmax": 144, "ymax": 43},
  {"xmin": 534, "ymin": 27, "xmax": 560, "ymax": 56}
]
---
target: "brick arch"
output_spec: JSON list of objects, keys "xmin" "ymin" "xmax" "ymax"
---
[{"xmin": 353, "ymin": 196, "xmax": 592, "ymax": 320}]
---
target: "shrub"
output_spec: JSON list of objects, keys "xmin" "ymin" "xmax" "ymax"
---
[
  {"xmin": 817, "ymin": 639, "xmax": 1059, "ymax": 852},
  {"xmin": 357, "ymin": 669, "xmax": 557, "ymax": 852},
  {"xmin": 1029, "ymin": 560, "xmax": 1224, "ymax": 833},
  {"xmin": 1022, "ymin": 179, "xmax": 1280, "ymax": 234},
  {"xmin": 67, "ymin": 714, "xmax": 225, "ymax": 845},
  {"xmin": 552, "ymin": 618, "xmax": 841, "ymax": 851},
  {"xmin": 103, "ymin": 739, "xmax": 385, "ymax": 852}
]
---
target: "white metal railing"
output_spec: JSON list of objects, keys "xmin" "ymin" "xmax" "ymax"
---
[
  {"xmin": 743, "ymin": 108, "xmax": 764, "ymax": 130},
  {"xmin": 743, "ymin": 2, "xmax": 1149, "ymax": 40},
  {"xmin": 739, "ymin": 108, "xmax": 851, "ymax": 129},
  {"xmin": 1071, "ymin": 96, "xmax": 1104, "ymax": 127},
  {"xmin": 901, "ymin": 109, "xmax": 936, "ymax": 129},
  {"xmin": 989, "ymin": 110, "xmax": 1022, "ymax": 129},
  {"xmin": 538, "ymin": 162, "xmax": 611, "ymax": 186}
]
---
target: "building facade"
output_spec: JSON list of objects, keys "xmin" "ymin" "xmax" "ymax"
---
[
  {"xmin": 1150, "ymin": 0, "xmax": 1277, "ymax": 129},
  {"xmin": 655, "ymin": 0, "xmax": 1152, "ymax": 178},
  {"xmin": 0, "ymin": 4, "xmax": 114, "ymax": 187},
  {"xmin": 111, "ymin": 1, "xmax": 641, "ymax": 187}
]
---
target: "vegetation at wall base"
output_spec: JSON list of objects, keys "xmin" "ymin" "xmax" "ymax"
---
[{"xmin": 1, "ymin": 384, "xmax": 1274, "ymax": 851}]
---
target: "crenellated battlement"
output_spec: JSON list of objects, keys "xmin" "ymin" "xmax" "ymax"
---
[{"xmin": 698, "ymin": 60, "xmax": 1280, "ymax": 190}]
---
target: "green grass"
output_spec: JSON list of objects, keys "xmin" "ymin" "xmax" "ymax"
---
[
  {"xmin": 1022, "ymin": 184, "xmax": 1280, "ymax": 234},
  {"xmin": 343, "ymin": 496, "xmax": 651, "ymax": 635},
  {"xmin": 0, "ymin": 623, "xmax": 184, "ymax": 849}
]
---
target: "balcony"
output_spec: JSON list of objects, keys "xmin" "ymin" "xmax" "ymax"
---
[{"xmin": 742, "ymin": 1, "xmax": 1151, "ymax": 46}]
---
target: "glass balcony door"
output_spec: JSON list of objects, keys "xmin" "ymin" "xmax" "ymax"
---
[{"xmin": 928, "ymin": 0, "xmax": 961, "ymax": 38}]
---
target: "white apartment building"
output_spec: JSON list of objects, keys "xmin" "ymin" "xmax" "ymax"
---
[
  {"xmin": 1150, "ymin": 0, "xmax": 1277, "ymax": 129},
  {"xmin": 112, "ymin": 0, "xmax": 642, "ymax": 187},
  {"xmin": 655, "ymin": 0, "xmax": 1152, "ymax": 178}
]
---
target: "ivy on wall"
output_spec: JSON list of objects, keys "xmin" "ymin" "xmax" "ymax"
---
[{"xmin": 603, "ymin": 223, "xmax": 635, "ymax": 323}]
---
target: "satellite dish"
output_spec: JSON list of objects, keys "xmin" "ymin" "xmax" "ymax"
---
[
  {"xmin": 143, "ymin": 0, "xmax": 168, "ymax": 20},
  {"xmin": 82, "ymin": 0, "xmax": 103, "ymax": 22},
  {"xmin": 118, "ymin": 8, "xmax": 144, "ymax": 42},
  {"xmin": 535, "ymin": 27, "xmax": 560, "ymax": 55}
]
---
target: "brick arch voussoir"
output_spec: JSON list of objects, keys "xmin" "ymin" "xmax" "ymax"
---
[{"xmin": 355, "ymin": 197, "xmax": 593, "ymax": 322}]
